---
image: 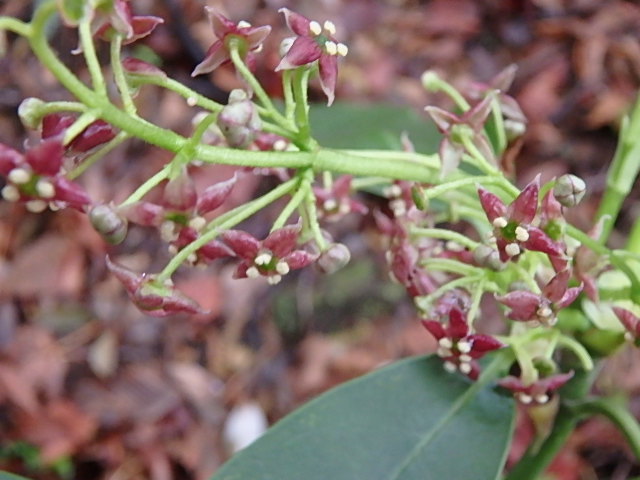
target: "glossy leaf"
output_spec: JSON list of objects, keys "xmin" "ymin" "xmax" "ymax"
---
[
  {"xmin": 0, "ymin": 472, "xmax": 33, "ymax": 480},
  {"xmin": 212, "ymin": 355, "xmax": 515, "ymax": 480}
]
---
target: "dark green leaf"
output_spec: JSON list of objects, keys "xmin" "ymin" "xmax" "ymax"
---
[
  {"xmin": 310, "ymin": 103, "xmax": 440, "ymax": 152},
  {"xmin": 212, "ymin": 355, "xmax": 515, "ymax": 480},
  {"xmin": 0, "ymin": 472, "xmax": 33, "ymax": 480}
]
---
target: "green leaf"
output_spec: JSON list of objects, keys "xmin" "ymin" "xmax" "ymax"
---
[
  {"xmin": 212, "ymin": 355, "xmax": 515, "ymax": 480},
  {"xmin": 0, "ymin": 472, "xmax": 33, "ymax": 480},
  {"xmin": 310, "ymin": 103, "xmax": 440, "ymax": 152}
]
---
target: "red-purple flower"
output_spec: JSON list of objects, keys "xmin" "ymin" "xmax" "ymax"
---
[
  {"xmin": 120, "ymin": 170, "xmax": 237, "ymax": 265},
  {"xmin": 499, "ymin": 371, "xmax": 574, "ymax": 405},
  {"xmin": 478, "ymin": 176, "xmax": 565, "ymax": 264},
  {"xmin": 275, "ymin": 9, "xmax": 348, "ymax": 106},
  {"xmin": 191, "ymin": 7, "xmax": 271, "ymax": 77},
  {"xmin": 41, "ymin": 113, "xmax": 118, "ymax": 153},
  {"xmin": 94, "ymin": 0, "xmax": 164, "ymax": 45},
  {"xmin": 0, "ymin": 140, "xmax": 91, "ymax": 212},
  {"xmin": 422, "ymin": 307, "xmax": 504, "ymax": 380},
  {"xmin": 106, "ymin": 257, "xmax": 206, "ymax": 317},
  {"xmin": 425, "ymin": 96, "xmax": 495, "ymax": 177},
  {"xmin": 314, "ymin": 175, "xmax": 368, "ymax": 222},
  {"xmin": 222, "ymin": 224, "xmax": 316, "ymax": 284},
  {"xmin": 496, "ymin": 270, "xmax": 583, "ymax": 326}
]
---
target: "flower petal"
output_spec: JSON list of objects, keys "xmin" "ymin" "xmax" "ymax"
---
[
  {"xmin": 279, "ymin": 8, "xmax": 311, "ymax": 37},
  {"xmin": 192, "ymin": 41, "xmax": 229, "ymax": 76},
  {"xmin": 496, "ymin": 291, "xmax": 541, "ymax": 321},
  {"xmin": 477, "ymin": 187, "xmax": 507, "ymax": 223},
  {"xmin": 25, "ymin": 139, "xmax": 64, "ymax": 176},
  {"xmin": 196, "ymin": 174, "xmax": 237, "ymax": 214},
  {"xmin": 447, "ymin": 307, "xmax": 469, "ymax": 339},
  {"xmin": 421, "ymin": 320, "xmax": 446, "ymax": 340},
  {"xmin": 542, "ymin": 269, "xmax": 570, "ymax": 304},
  {"xmin": 264, "ymin": 224, "xmax": 300, "ymax": 257},
  {"xmin": 318, "ymin": 53, "xmax": 338, "ymax": 106},
  {"xmin": 222, "ymin": 230, "xmax": 260, "ymax": 259},
  {"xmin": 275, "ymin": 36, "xmax": 321, "ymax": 71},
  {"xmin": 509, "ymin": 175, "xmax": 539, "ymax": 224}
]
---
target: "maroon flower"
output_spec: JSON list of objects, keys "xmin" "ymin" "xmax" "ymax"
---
[
  {"xmin": 466, "ymin": 64, "xmax": 527, "ymax": 141},
  {"xmin": 94, "ymin": 0, "xmax": 164, "ymax": 45},
  {"xmin": 120, "ymin": 170, "xmax": 237, "ymax": 265},
  {"xmin": 496, "ymin": 270, "xmax": 583, "ymax": 326},
  {"xmin": 388, "ymin": 239, "xmax": 435, "ymax": 298},
  {"xmin": 499, "ymin": 371, "xmax": 574, "ymax": 405},
  {"xmin": 314, "ymin": 175, "xmax": 368, "ymax": 222},
  {"xmin": 222, "ymin": 224, "xmax": 316, "ymax": 284},
  {"xmin": 275, "ymin": 8, "xmax": 348, "ymax": 106},
  {"xmin": 422, "ymin": 307, "xmax": 504, "ymax": 380},
  {"xmin": 612, "ymin": 307, "xmax": 640, "ymax": 344},
  {"xmin": 191, "ymin": 7, "xmax": 271, "ymax": 77},
  {"xmin": 41, "ymin": 113, "xmax": 118, "ymax": 153},
  {"xmin": 106, "ymin": 257, "xmax": 206, "ymax": 317},
  {"xmin": 425, "ymin": 96, "xmax": 495, "ymax": 177},
  {"xmin": 0, "ymin": 140, "xmax": 91, "ymax": 211},
  {"xmin": 478, "ymin": 176, "xmax": 565, "ymax": 264}
]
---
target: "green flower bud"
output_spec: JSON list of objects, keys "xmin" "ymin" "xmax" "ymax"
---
[
  {"xmin": 217, "ymin": 89, "xmax": 262, "ymax": 148},
  {"xmin": 18, "ymin": 97, "xmax": 46, "ymax": 130},
  {"xmin": 90, "ymin": 204, "xmax": 128, "ymax": 244},
  {"xmin": 553, "ymin": 174, "xmax": 586, "ymax": 207}
]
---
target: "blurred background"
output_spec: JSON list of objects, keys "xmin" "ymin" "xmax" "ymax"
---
[{"xmin": 1, "ymin": 0, "xmax": 640, "ymax": 479}]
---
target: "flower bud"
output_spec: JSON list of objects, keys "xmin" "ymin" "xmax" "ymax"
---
[
  {"xmin": 90, "ymin": 204, "xmax": 128, "ymax": 244},
  {"xmin": 217, "ymin": 90, "xmax": 262, "ymax": 148},
  {"xmin": 411, "ymin": 185, "xmax": 428, "ymax": 211},
  {"xmin": 553, "ymin": 174, "xmax": 586, "ymax": 207},
  {"xmin": 472, "ymin": 244, "xmax": 504, "ymax": 271},
  {"xmin": 18, "ymin": 98, "xmax": 47, "ymax": 130},
  {"xmin": 316, "ymin": 243, "xmax": 351, "ymax": 274},
  {"xmin": 420, "ymin": 70, "xmax": 442, "ymax": 92}
]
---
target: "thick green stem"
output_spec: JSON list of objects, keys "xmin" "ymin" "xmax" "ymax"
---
[
  {"xmin": 62, "ymin": 111, "xmax": 97, "ymax": 145},
  {"xmin": 0, "ymin": 16, "xmax": 32, "ymax": 37},
  {"xmin": 271, "ymin": 175, "xmax": 308, "ymax": 231},
  {"xmin": 136, "ymin": 74, "xmax": 223, "ymax": 112}
]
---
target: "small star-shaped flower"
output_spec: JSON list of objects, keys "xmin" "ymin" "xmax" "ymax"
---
[
  {"xmin": 478, "ymin": 175, "xmax": 565, "ymax": 264},
  {"xmin": 191, "ymin": 7, "xmax": 271, "ymax": 76},
  {"xmin": 422, "ymin": 306, "xmax": 504, "ymax": 380},
  {"xmin": 275, "ymin": 8, "xmax": 349, "ymax": 106},
  {"xmin": 496, "ymin": 269, "xmax": 583, "ymax": 326},
  {"xmin": 222, "ymin": 224, "xmax": 316, "ymax": 284},
  {"xmin": 499, "ymin": 371, "xmax": 574, "ymax": 405}
]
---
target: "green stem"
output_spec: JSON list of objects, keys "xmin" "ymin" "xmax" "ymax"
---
[
  {"xmin": 137, "ymin": 75, "xmax": 223, "ymax": 113},
  {"xmin": 119, "ymin": 166, "xmax": 170, "ymax": 207},
  {"xmin": 282, "ymin": 69, "xmax": 296, "ymax": 123},
  {"xmin": 38, "ymin": 101, "xmax": 88, "ymax": 115},
  {"xmin": 410, "ymin": 227, "xmax": 479, "ymax": 250},
  {"xmin": 302, "ymin": 170, "xmax": 327, "ymax": 250},
  {"xmin": 292, "ymin": 67, "xmax": 313, "ymax": 147},
  {"xmin": 461, "ymin": 137, "xmax": 498, "ymax": 175},
  {"xmin": 228, "ymin": 38, "xmax": 290, "ymax": 129},
  {"xmin": 556, "ymin": 335, "xmax": 594, "ymax": 371},
  {"xmin": 628, "ymin": 218, "xmax": 640, "ymax": 254},
  {"xmin": 420, "ymin": 257, "xmax": 484, "ymax": 277},
  {"xmin": 78, "ymin": 16, "xmax": 107, "ymax": 96},
  {"xmin": 0, "ymin": 16, "xmax": 32, "ymax": 37},
  {"xmin": 110, "ymin": 35, "xmax": 136, "ymax": 114},
  {"xmin": 467, "ymin": 278, "xmax": 486, "ymax": 324},
  {"xmin": 490, "ymin": 96, "xmax": 507, "ymax": 155},
  {"xmin": 157, "ymin": 178, "xmax": 298, "ymax": 281},
  {"xmin": 425, "ymin": 175, "xmax": 510, "ymax": 200},
  {"xmin": 62, "ymin": 111, "xmax": 97, "ymax": 145},
  {"xmin": 271, "ymin": 176, "xmax": 308, "ymax": 231}
]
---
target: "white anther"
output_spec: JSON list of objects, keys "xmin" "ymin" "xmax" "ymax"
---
[
  {"xmin": 323, "ymin": 199, "xmax": 338, "ymax": 211},
  {"xmin": 625, "ymin": 331, "xmax": 636, "ymax": 342},
  {"xmin": 273, "ymin": 139, "xmax": 287, "ymax": 151},
  {"xmin": 187, "ymin": 96, "xmax": 197, "ymax": 107},
  {"xmin": 237, "ymin": 20, "xmax": 252, "ymax": 28},
  {"xmin": 526, "ymin": 320, "xmax": 541, "ymax": 328},
  {"xmin": 336, "ymin": 43, "xmax": 349, "ymax": 56},
  {"xmin": 505, "ymin": 243, "xmax": 521, "ymax": 257},
  {"xmin": 323, "ymin": 20, "xmax": 336, "ymax": 35},
  {"xmin": 309, "ymin": 21, "xmax": 322, "ymax": 35},
  {"xmin": 48, "ymin": 202, "xmax": 60, "ymax": 211},
  {"xmin": 8, "ymin": 168, "xmax": 31, "ymax": 185},
  {"xmin": 537, "ymin": 306, "xmax": 553, "ymax": 319},
  {"xmin": 437, "ymin": 347, "xmax": 452, "ymax": 357},
  {"xmin": 459, "ymin": 362, "xmax": 472, "ymax": 375},
  {"xmin": 338, "ymin": 202, "xmax": 351, "ymax": 215},
  {"xmin": 492, "ymin": 216, "xmax": 508, "ymax": 228},
  {"xmin": 1, "ymin": 185, "xmax": 20, "ymax": 202},
  {"xmin": 457, "ymin": 340, "xmax": 472, "ymax": 353},
  {"xmin": 255, "ymin": 252, "xmax": 273, "ymax": 266},
  {"xmin": 246, "ymin": 266, "xmax": 260, "ymax": 278},
  {"xmin": 275, "ymin": 260, "xmax": 290, "ymax": 275},
  {"xmin": 189, "ymin": 216, "xmax": 207, "ymax": 231},
  {"xmin": 438, "ymin": 337, "xmax": 453, "ymax": 349},
  {"xmin": 515, "ymin": 225, "xmax": 529, "ymax": 242},
  {"xmin": 36, "ymin": 179, "xmax": 55, "ymax": 199},
  {"xmin": 534, "ymin": 394, "xmax": 549, "ymax": 404},
  {"xmin": 163, "ymin": 278, "xmax": 174, "ymax": 287},
  {"xmin": 459, "ymin": 354, "xmax": 473, "ymax": 364},
  {"xmin": 26, "ymin": 199, "xmax": 47, "ymax": 213},
  {"xmin": 324, "ymin": 41, "xmax": 338, "ymax": 55},
  {"xmin": 160, "ymin": 221, "xmax": 178, "ymax": 242},
  {"xmin": 383, "ymin": 184, "xmax": 402, "ymax": 198},
  {"xmin": 443, "ymin": 361, "xmax": 457, "ymax": 373},
  {"xmin": 517, "ymin": 393, "xmax": 533, "ymax": 405},
  {"xmin": 168, "ymin": 245, "xmax": 178, "ymax": 255},
  {"xmin": 390, "ymin": 199, "xmax": 406, "ymax": 217},
  {"xmin": 267, "ymin": 274, "xmax": 282, "ymax": 285},
  {"xmin": 187, "ymin": 253, "xmax": 198, "ymax": 264}
]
